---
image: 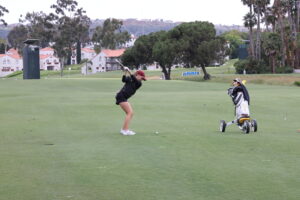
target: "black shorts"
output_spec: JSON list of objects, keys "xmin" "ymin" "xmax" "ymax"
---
[{"xmin": 115, "ymin": 93, "xmax": 127, "ymax": 105}]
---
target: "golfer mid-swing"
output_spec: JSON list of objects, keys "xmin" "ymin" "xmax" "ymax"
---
[{"xmin": 115, "ymin": 67, "xmax": 146, "ymax": 135}]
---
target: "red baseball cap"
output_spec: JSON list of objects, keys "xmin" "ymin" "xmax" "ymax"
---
[{"xmin": 135, "ymin": 70, "xmax": 146, "ymax": 81}]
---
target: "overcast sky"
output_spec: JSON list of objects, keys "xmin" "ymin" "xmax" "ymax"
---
[{"xmin": 2, "ymin": 0, "xmax": 251, "ymax": 25}]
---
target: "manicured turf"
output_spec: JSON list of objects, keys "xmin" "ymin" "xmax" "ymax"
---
[{"xmin": 0, "ymin": 78, "xmax": 299, "ymax": 200}]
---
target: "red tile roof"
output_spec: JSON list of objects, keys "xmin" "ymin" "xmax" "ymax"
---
[
  {"xmin": 7, "ymin": 48, "xmax": 18, "ymax": 54},
  {"xmin": 40, "ymin": 55, "xmax": 51, "ymax": 59},
  {"xmin": 8, "ymin": 54, "xmax": 21, "ymax": 59},
  {"xmin": 102, "ymin": 49, "xmax": 125, "ymax": 57},
  {"xmin": 5, "ymin": 49, "xmax": 21, "ymax": 59},
  {"xmin": 40, "ymin": 47, "xmax": 54, "ymax": 52},
  {"xmin": 82, "ymin": 48, "xmax": 95, "ymax": 53}
]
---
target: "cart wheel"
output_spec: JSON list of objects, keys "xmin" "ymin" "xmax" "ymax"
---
[
  {"xmin": 251, "ymin": 119, "xmax": 258, "ymax": 132},
  {"xmin": 220, "ymin": 120, "xmax": 226, "ymax": 132},
  {"xmin": 242, "ymin": 120, "xmax": 250, "ymax": 134}
]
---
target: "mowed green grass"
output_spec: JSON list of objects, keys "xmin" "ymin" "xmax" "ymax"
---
[{"xmin": 0, "ymin": 78, "xmax": 299, "ymax": 200}]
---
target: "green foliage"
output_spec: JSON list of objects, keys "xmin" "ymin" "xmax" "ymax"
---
[
  {"xmin": 294, "ymin": 81, "xmax": 300, "ymax": 86},
  {"xmin": 221, "ymin": 30, "xmax": 245, "ymax": 59},
  {"xmin": 19, "ymin": 11, "xmax": 55, "ymax": 48},
  {"xmin": 170, "ymin": 21, "xmax": 226, "ymax": 79},
  {"xmin": 92, "ymin": 18, "xmax": 130, "ymax": 49},
  {"xmin": 4, "ymin": 71, "xmax": 23, "ymax": 78},
  {"xmin": 275, "ymin": 66, "xmax": 294, "ymax": 74},
  {"xmin": 121, "ymin": 47, "xmax": 139, "ymax": 69},
  {"xmin": 234, "ymin": 58, "xmax": 268, "ymax": 74},
  {"xmin": 123, "ymin": 21, "xmax": 225, "ymax": 80},
  {"xmin": 7, "ymin": 25, "xmax": 28, "ymax": 52}
]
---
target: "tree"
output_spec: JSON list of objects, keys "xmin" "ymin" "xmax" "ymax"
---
[
  {"xmin": 262, "ymin": 32, "xmax": 281, "ymax": 73},
  {"xmin": 243, "ymin": 12, "xmax": 257, "ymax": 58},
  {"xmin": 253, "ymin": 0, "xmax": 271, "ymax": 60},
  {"xmin": 121, "ymin": 47, "xmax": 140, "ymax": 69},
  {"xmin": 221, "ymin": 30, "xmax": 246, "ymax": 59},
  {"xmin": 242, "ymin": 0, "xmax": 256, "ymax": 58},
  {"xmin": 273, "ymin": 0, "xmax": 288, "ymax": 67},
  {"xmin": 71, "ymin": 9, "xmax": 91, "ymax": 64},
  {"xmin": 50, "ymin": 0, "xmax": 90, "ymax": 75},
  {"xmin": 122, "ymin": 31, "xmax": 178, "ymax": 80},
  {"xmin": 152, "ymin": 32, "xmax": 179, "ymax": 80},
  {"xmin": 127, "ymin": 33, "xmax": 159, "ymax": 68},
  {"xmin": 0, "ymin": 5, "xmax": 9, "ymax": 26},
  {"xmin": 20, "ymin": 12, "xmax": 55, "ymax": 48},
  {"xmin": 171, "ymin": 21, "xmax": 224, "ymax": 80},
  {"xmin": 7, "ymin": 25, "xmax": 29, "ymax": 55},
  {"xmin": 92, "ymin": 18, "xmax": 130, "ymax": 49},
  {"xmin": 0, "ymin": 38, "xmax": 9, "ymax": 54}
]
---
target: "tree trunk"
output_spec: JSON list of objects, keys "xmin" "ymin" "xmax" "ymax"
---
[
  {"xmin": 249, "ymin": 6, "xmax": 255, "ymax": 58},
  {"xmin": 278, "ymin": 15, "xmax": 286, "ymax": 67},
  {"xmin": 161, "ymin": 66, "xmax": 170, "ymax": 80},
  {"xmin": 271, "ymin": 55, "xmax": 276, "ymax": 73},
  {"xmin": 287, "ymin": 6, "xmax": 297, "ymax": 68},
  {"xmin": 76, "ymin": 41, "xmax": 81, "ymax": 64},
  {"xmin": 60, "ymin": 57, "xmax": 64, "ymax": 77},
  {"xmin": 256, "ymin": 10, "xmax": 261, "ymax": 61},
  {"xmin": 201, "ymin": 65, "xmax": 211, "ymax": 80},
  {"xmin": 296, "ymin": 1, "xmax": 300, "ymax": 69},
  {"xmin": 264, "ymin": 5, "xmax": 270, "ymax": 32},
  {"xmin": 167, "ymin": 66, "xmax": 171, "ymax": 80}
]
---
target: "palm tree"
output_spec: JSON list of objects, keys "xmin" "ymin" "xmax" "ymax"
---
[
  {"xmin": 265, "ymin": 7, "xmax": 277, "ymax": 32},
  {"xmin": 254, "ymin": 0, "xmax": 270, "ymax": 61},
  {"xmin": 243, "ymin": 12, "xmax": 257, "ymax": 58},
  {"xmin": 273, "ymin": 0, "xmax": 287, "ymax": 67}
]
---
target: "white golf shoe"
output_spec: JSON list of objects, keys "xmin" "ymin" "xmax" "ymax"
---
[
  {"xmin": 120, "ymin": 129, "xmax": 136, "ymax": 136},
  {"xmin": 120, "ymin": 129, "xmax": 129, "ymax": 135},
  {"xmin": 127, "ymin": 130, "xmax": 136, "ymax": 136}
]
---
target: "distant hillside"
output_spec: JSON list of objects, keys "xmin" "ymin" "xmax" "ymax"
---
[
  {"xmin": 91, "ymin": 19, "xmax": 247, "ymax": 36},
  {"xmin": 0, "ymin": 24, "xmax": 19, "ymax": 39},
  {"xmin": 0, "ymin": 19, "xmax": 247, "ymax": 40}
]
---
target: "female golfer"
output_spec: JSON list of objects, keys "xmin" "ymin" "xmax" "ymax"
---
[
  {"xmin": 228, "ymin": 78, "xmax": 250, "ymax": 120},
  {"xmin": 116, "ymin": 67, "xmax": 146, "ymax": 135}
]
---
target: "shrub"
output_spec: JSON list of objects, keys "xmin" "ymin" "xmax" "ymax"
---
[
  {"xmin": 276, "ymin": 66, "xmax": 294, "ymax": 74},
  {"xmin": 5, "ymin": 71, "xmax": 23, "ymax": 78},
  {"xmin": 294, "ymin": 81, "xmax": 300, "ymax": 87},
  {"xmin": 234, "ymin": 59, "xmax": 268, "ymax": 74}
]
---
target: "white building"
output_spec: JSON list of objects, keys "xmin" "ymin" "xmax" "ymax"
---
[
  {"xmin": 0, "ymin": 47, "xmax": 62, "ymax": 77},
  {"xmin": 0, "ymin": 49, "xmax": 23, "ymax": 77},
  {"xmin": 81, "ymin": 48, "xmax": 96, "ymax": 61},
  {"xmin": 84, "ymin": 49, "xmax": 125, "ymax": 74},
  {"xmin": 40, "ymin": 54, "xmax": 61, "ymax": 71},
  {"xmin": 123, "ymin": 34, "xmax": 137, "ymax": 48},
  {"xmin": 40, "ymin": 47, "xmax": 61, "ymax": 70}
]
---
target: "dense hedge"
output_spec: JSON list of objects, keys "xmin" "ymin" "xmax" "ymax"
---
[{"xmin": 234, "ymin": 59, "xmax": 294, "ymax": 74}]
